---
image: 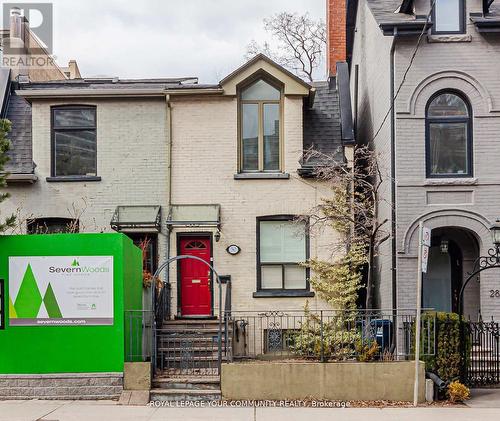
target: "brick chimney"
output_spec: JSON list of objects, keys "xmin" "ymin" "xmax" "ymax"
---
[{"xmin": 327, "ymin": 0, "xmax": 347, "ymax": 76}]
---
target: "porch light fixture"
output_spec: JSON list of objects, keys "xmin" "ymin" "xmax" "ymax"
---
[
  {"xmin": 440, "ymin": 239, "xmax": 449, "ymax": 254},
  {"xmin": 491, "ymin": 219, "xmax": 500, "ymax": 247}
]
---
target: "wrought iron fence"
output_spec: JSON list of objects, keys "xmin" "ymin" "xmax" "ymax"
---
[
  {"xmin": 155, "ymin": 282, "xmax": 171, "ymax": 328},
  {"xmin": 125, "ymin": 310, "xmax": 153, "ymax": 362},
  {"xmin": 464, "ymin": 318, "xmax": 500, "ymax": 386},
  {"xmin": 229, "ymin": 309, "xmax": 435, "ymax": 362},
  {"xmin": 155, "ymin": 333, "xmax": 221, "ymax": 376}
]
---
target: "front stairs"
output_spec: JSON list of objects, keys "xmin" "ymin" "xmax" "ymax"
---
[
  {"xmin": 151, "ymin": 319, "xmax": 232, "ymax": 401},
  {"xmin": 469, "ymin": 345, "xmax": 500, "ymax": 386}
]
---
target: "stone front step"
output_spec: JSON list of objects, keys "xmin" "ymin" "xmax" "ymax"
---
[
  {"xmin": 150, "ymin": 388, "xmax": 221, "ymax": 401},
  {"xmin": 152, "ymin": 376, "xmax": 220, "ymax": 390}
]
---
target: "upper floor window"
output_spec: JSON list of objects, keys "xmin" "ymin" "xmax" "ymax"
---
[
  {"xmin": 51, "ymin": 106, "xmax": 97, "ymax": 178},
  {"xmin": 240, "ymin": 79, "xmax": 282, "ymax": 172},
  {"xmin": 426, "ymin": 91, "xmax": 472, "ymax": 178},
  {"xmin": 432, "ymin": 0, "xmax": 465, "ymax": 34}
]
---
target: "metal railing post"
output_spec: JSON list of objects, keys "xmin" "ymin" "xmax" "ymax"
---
[
  {"xmin": 218, "ymin": 276, "xmax": 223, "ymax": 374},
  {"xmin": 320, "ymin": 310, "xmax": 325, "ymax": 363}
]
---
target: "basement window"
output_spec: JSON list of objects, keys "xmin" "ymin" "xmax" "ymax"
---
[{"xmin": 27, "ymin": 217, "xmax": 79, "ymax": 234}]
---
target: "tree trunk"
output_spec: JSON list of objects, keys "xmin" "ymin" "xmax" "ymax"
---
[{"xmin": 366, "ymin": 238, "xmax": 375, "ymax": 309}]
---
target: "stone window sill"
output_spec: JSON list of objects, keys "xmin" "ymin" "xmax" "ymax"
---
[
  {"xmin": 253, "ymin": 290, "xmax": 315, "ymax": 298},
  {"xmin": 234, "ymin": 172, "xmax": 290, "ymax": 180},
  {"xmin": 46, "ymin": 176, "xmax": 102, "ymax": 182},
  {"xmin": 427, "ymin": 34, "xmax": 472, "ymax": 43},
  {"xmin": 424, "ymin": 177, "xmax": 477, "ymax": 186}
]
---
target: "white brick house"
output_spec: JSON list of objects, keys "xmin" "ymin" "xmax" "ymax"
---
[{"xmin": 2, "ymin": 54, "xmax": 354, "ymax": 316}]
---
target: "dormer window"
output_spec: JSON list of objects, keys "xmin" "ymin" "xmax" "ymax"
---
[
  {"xmin": 239, "ymin": 78, "xmax": 282, "ymax": 173},
  {"xmin": 432, "ymin": 0, "xmax": 465, "ymax": 34}
]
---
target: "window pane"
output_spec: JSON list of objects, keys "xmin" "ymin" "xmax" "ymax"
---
[
  {"xmin": 261, "ymin": 265, "xmax": 283, "ymax": 289},
  {"xmin": 435, "ymin": 0, "xmax": 461, "ymax": 32},
  {"xmin": 284, "ymin": 265, "xmax": 307, "ymax": 289},
  {"xmin": 263, "ymin": 103, "xmax": 280, "ymax": 171},
  {"xmin": 54, "ymin": 108, "xmax": 96, "ymax": 128},
  {"xmin": 428, "ymin": 93, "xmax": 468, "ymax": 117},
  {"xmin": 429, "ymin": 122, "xmax": 468, "ymax": 175},
  {"xmin": 55, "ymin": 130, "xmax": 97, "ymax": 176},
  {"xmin": 242, "ymin": 103, "xmax": 258, "ymax": 171},
  {"xmin": 260, "ymin": 220, "xmax": 306, "ymax": 263},
  {"xmin": 241, "ymin": 79, "xmax": 280, "ymax": 101}
]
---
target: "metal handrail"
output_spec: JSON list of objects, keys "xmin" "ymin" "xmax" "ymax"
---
[{"xmin": 151, "ymin": 255, "xmax": 224, "ymax": 374}]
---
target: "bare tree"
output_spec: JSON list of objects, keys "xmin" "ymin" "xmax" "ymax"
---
[
  {"xmin": 246, "ymin": 12, "xmax": 326, "ymax": 82},
  {"xmin": 303, "ymin": 146, "xmax": 391, "ymax": 309}
]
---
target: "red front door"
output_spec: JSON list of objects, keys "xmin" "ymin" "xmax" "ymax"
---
[{"xmin": 179, "ymin": 236, "xmax": 212, "ymax": 317}]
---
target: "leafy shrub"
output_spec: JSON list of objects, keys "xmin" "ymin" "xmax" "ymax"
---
[
  {"xmin": 291, "ymin": 303, "xmax": 361, "ymax": 361},
  {"xmin": 356, "ymin": 340, "xmax": 379, "ymax": 362},
  {"xmin": 447, "ymin": 381, "xmax": 470, "ymax": 403},
  {"xmin": 416, "ymin": 312, "xmax": 469, "ymax": 382}
]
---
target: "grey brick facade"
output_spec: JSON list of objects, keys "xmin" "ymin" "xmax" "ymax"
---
[{"xmin": 350, "ymin": 0, "xmax": 500, "ymax": 319}]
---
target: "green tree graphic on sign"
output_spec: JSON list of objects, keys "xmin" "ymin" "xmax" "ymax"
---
[
  {"xmin": 43, "ymin": 283, "xmax": 62, "ymax": 318},
  {"xmin": 14, "ymin": 264, "xmax": 43, "ymax": 318}
]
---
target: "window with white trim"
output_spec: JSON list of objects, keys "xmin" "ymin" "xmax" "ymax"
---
[{"xmin": 257, "ymin": 217, "xmax": 309, "ymax": 291}]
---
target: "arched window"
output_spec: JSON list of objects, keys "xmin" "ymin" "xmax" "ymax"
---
[
  {"xmin": 426, "ymin": 91, "xmax": 472, "ymax": 178},
  {"xmin": 239, "ymin": 78, "xmax": 282, "ymax": 172}
]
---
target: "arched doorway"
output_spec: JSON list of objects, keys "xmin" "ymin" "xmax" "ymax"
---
[{"xmin": 423, "ymin": 227, "xmax": 480, "ymax": 319}]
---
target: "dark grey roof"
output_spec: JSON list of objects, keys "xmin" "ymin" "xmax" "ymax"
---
[
  {"xmin": 363, "ymin": 0, "xmax": 432, "ymax": 36},
  {"xmin": 301, "ymin": 78, "xmax": 344, "ymax": 173},
  {"xmin": 21, "ymin": 78, "xmax": 220, "ymax": 91},
  {"xmin": 366, "ymin": 0, "xmax": 414, "ymax": 24},
  {"xmin": 4, "ymin": 90, "xmax": 34, "ymax": 174},
  {"xmin": 470, "ymin": 4, "xmax": 500, "ymax": 31}
]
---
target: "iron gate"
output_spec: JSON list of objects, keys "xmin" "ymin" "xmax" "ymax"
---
[{"xmin": 464, "ymin": 320, "xmax": 500, "ymax": 386}]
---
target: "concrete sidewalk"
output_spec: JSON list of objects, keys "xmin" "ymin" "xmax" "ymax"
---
[{"xmin": 1, "ymin": 400, "xmax": 500, "ymax": 421}]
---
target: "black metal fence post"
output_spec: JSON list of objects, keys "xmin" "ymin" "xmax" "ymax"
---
[{"xmin": 320, "ymin": 310, "xmax": 325, "ymax": 363}]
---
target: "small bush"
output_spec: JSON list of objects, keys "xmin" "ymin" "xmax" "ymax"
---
[
  {"xmin": 356, "ymin": 340, "xmax": 379, "ymax": 362},
  {"xmin": 416, "ymin": 312, "xmax": 469, "ymax": 382},
  {"xmin": 447, "ymin": 381, "xmax": 470, "ymax": 403}
]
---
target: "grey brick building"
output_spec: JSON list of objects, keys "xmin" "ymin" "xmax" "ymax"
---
[{"xmin": 345, "ymin": 0, "xmax": 500, "ymax": 319}]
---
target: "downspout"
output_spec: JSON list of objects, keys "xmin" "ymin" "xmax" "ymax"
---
[
  {"xmin": 165, "ymin": 94, "xmax": 172, "ymax": 317},
  {"xmin": 390, "ymin": 33, "xmax": 398, "ymax": 313}
]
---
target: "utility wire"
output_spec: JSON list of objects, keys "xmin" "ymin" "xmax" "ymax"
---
[{"xmin": 370, "ymin": 0, "xmax": 437, "ymax": 143}]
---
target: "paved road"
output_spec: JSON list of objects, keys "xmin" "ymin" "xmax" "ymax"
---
[{"xmin": 1, "ymin": 400, "xmax": 500, "ymax": 421}]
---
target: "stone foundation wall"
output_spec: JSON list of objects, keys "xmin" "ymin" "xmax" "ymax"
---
[
  {"xmin": 222, "ymin": 361, "xmax": 426, "ymax": 402},
  {"xmin": 0, "ymin": 373, "xmax": 123, "ymax": 400}
]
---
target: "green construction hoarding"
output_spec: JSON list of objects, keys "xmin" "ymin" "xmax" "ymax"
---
[{"xmin": 0, "ymin": 233, "xmax": 142, "ymax": 374}]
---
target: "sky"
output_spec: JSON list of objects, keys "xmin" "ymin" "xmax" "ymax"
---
[{"xmin": 19, "ymin": 0, "xmax": 326, "ymax": 83}]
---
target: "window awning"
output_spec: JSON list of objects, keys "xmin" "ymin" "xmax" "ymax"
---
[
  {"xmin": 166, "ymin": 204, "xmax": 221, "ymax": 229},
  {"xmin": 110, "ymin": 205, "xmax": 161, "ymax": 233}
]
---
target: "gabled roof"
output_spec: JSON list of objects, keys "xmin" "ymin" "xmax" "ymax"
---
[{"xmin": 220, "ymin": 54, "xmax": 311, "ymax": 96}]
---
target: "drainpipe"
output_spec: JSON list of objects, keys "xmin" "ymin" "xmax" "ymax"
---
[
  {"xmin": 390, "ymin": 33, "xmax": 398, "ymax": 314},
  {"xmin": 165, "ymin": 94, "xmax": 172, "ymax": 317}
]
